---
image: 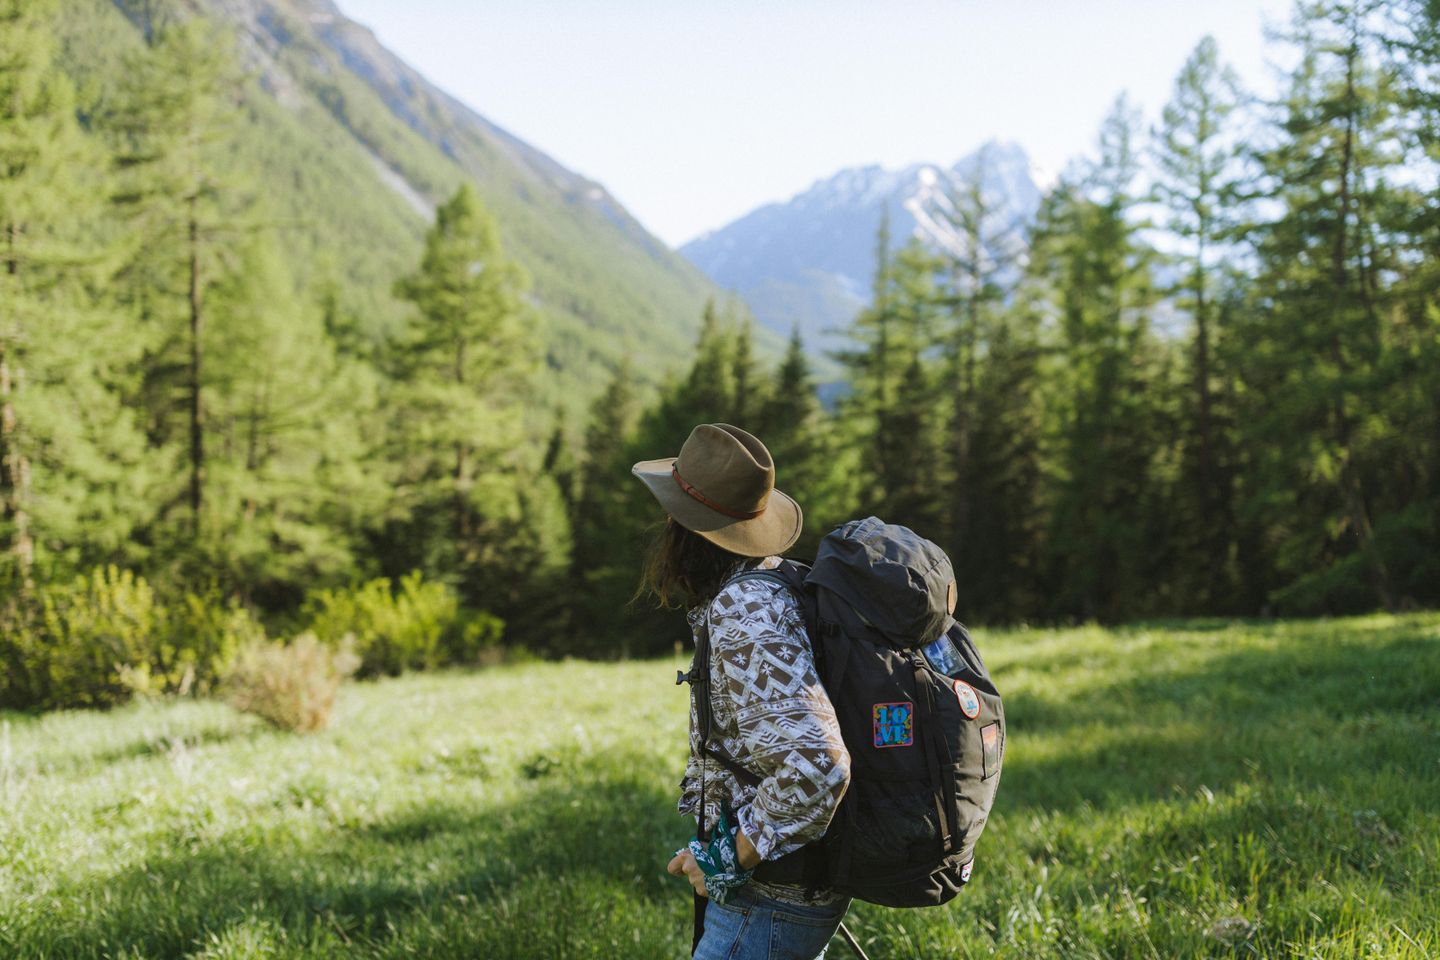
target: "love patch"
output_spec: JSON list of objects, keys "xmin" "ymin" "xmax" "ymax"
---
[{"xmin": 872, "ymin": 702, "xmax": 914, "ymax": 748}]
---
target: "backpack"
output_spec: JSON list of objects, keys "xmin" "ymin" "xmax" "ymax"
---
[{"xmin": 686, "ymin": 516, "xmax": 1005, "ymax": 908}]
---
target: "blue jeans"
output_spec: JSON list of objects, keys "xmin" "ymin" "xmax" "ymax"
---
[{"xmin": 692, "ymin": 887, "xmax": 851, "ymax": 960}]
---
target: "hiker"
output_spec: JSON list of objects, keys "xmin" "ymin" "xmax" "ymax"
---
[{"xmin": 633, "ymin": 423, "xmax": 853, "ymax": 960}]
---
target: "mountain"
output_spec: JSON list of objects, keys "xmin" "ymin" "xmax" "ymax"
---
[
  {"xmin": 682, "ymin": 141, "xmax": 1043, "ymax": 353},
  {"xmin": 59, "ymin": 0, "xmax": 725, "ymax": 406}
]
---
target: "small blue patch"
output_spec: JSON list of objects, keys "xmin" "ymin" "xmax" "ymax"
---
[{"xmin": 953, "ymin": 680, "xmax": 981, "ymax": 720}]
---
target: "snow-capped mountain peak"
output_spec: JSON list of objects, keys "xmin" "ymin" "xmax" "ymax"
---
[{"xmin": 680, "ymin": 141, "xmax": 1041, "ymax": 352}]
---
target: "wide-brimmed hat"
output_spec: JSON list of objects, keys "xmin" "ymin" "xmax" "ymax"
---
[{"xmin": 631, "ymin": 423, "xmax": 803, "ymax": 558}]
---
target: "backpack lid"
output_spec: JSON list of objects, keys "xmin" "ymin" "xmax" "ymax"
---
[{"xmin": 806, "ymin": 516, "xmax": 956, "ymax": 648}]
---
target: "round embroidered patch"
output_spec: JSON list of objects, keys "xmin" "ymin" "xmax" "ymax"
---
[{"xmin": 953, "ymin": 680, "xmax": 981, "ymax": 720}]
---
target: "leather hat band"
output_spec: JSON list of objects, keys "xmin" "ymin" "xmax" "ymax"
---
[{"xmin": 671, "ymin": 464, "xmax": 766, "ymax": 520}]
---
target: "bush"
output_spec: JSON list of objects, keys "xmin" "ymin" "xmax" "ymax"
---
[
  {"xmin": 0, "ymin": 567, "xmax": 264, "ymax": 711},
  {"xmin": 302, "ymin": 571, "xmax": 502, "ymax": 676},
  {"xmin": 223, "ymin": 633, "xmax": 359, "ymax": 733},
  {"xmin": 445, "ymin": 607, "xmax": 506, "ymax": 664},
  {"xmin": 138, "ymin": 585, "xmax": 267, "ymax": 699}
]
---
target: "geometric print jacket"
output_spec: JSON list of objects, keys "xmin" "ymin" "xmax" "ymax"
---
[{"xmin": 678, "ymin": 556, "xmax": 852, "ymax": 903}]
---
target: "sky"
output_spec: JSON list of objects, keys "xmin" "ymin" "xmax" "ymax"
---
[{"xmin": 335, "ymin": 0, "xmax": 1298, "ymax": 248}]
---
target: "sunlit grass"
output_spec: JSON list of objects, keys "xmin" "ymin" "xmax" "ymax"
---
[{"xmin": 2, "ymin": 615, "xmax": 1437, "ymax": 958}]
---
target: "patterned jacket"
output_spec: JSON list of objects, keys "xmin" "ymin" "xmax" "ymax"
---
[{"xmin": 679, "ymin": 556, "xmax": 851, "ymax": 900}]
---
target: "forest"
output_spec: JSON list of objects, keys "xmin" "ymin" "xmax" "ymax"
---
[{"xmin": 2, "ymin": 0, "xmax": 1439, "ymax": 710}]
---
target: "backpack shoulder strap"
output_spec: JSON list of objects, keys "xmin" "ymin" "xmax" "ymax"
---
[{"xmin": 727, "ymin": 568, "xmax": 795, "ymax": 592}]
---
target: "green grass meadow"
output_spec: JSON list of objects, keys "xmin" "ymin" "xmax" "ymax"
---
[{"xmin": 2, "ymin": 615, "xmax": 1437, "ymax": 958}]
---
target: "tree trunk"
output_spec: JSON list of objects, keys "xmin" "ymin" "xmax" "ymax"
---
[
  {"xmin": 1192, "ymin": 230, "xmax": 1224, "ymax": 604},
  {"xmin": 454, "ymin": 337, "xmax": 474, "ymax": 557},
  {"xmin": 2, "ymin": 222, "xmax": 34, "ymax": 589},
  {"xmin": 188, "ymin": 204, "xmax": 205, "ymax": 538},
  {"xmin": 0, "ymin": 349, "xmax": 35, "ymax": 589},
  {"xmin": 1194, "ymin": 234, "xmax": 1214, "ymax": 511},
  {"xmin": 1328, "ymin": 43, "xmax": 1396, "ymax": 611}
]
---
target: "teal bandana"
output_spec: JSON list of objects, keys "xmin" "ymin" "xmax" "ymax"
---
[{"xmin": 685, "ymin": 805, "xmax": 754, "ymax": 904}]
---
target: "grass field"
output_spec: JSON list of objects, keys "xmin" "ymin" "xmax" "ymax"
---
[{"xmin": 2, "ymin": 614, "xmax": 1437, "ymax": 959}]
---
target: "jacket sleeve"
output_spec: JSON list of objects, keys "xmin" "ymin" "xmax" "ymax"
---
[{"xmin": 707, "ymin": 581, "xmax": 851, "ymax": 861}]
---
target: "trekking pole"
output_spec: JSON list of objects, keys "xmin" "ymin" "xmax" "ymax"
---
[
  {"xmin": 691, "ymin": 891, "xmax": 706, "ymax": 955},
  {"xmin": 837, "ymin": 920, "xmax": 872, "ymax": 960}
]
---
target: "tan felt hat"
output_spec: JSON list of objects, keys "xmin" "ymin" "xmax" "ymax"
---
[{"xmin": 631, "ymin": 423, "xmax": 803, "ymax": 558}]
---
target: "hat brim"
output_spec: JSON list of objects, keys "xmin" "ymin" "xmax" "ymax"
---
[{"xmin": 631, "ymin": 457, "xmax": 803, "ymax": 558}]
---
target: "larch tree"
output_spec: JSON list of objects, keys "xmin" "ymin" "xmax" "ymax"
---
[
  {"xmin": 1153, "ymin": 35, "xmax": 1247, "ymax": 609},
  {"xmin": 0, "ymin": 0, "xmax": 146, "ymax": 590},
  {"xmin": 567, "ymin": 361, "xmax": 644, "ymax": 656},
  {"xmin": 1237, "ymin": 0, "xmax": 1409, "ymax": 612},
  {"xmin": 107, "ymin": 15, "xmax": 242, "ymax": 546},
  {"xmin": 390, "ymin": 183, "xmax": 534, "ymax": 584},
  {"xmin": 729, "ymin": 309, "xmax": 761, "ymax": 428},
  {"xmin": 935, "ymin": 144, "xmax": 1025, "ymax": 559},
  {"xmin": 637, "ymin": 299, "xmax": 738, "ymax": 454},
  {"xmin": 755, "ymin": 328, "xmax": 843, "ymax": 553},
  {"xmin": 203, "ymin": 235, "xmax": 385, "ymax": 604},
  {"xmin": 837, "ymin": 232, "xmax": 946, "ymax": 533},
  {"xmin": 1035, "ymin": 98, "xmax": 1166, "ymax": 621}
]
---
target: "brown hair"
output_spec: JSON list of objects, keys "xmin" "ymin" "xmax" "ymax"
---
[{"xmin": 634, "ymin": 517, "xmax": 739, "ymax": 610}]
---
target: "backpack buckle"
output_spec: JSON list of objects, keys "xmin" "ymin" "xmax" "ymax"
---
[{"xmin": 675, "ymin": 669, "xmax": 691, "ymax": 686}]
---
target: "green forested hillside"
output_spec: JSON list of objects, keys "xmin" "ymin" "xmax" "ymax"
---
[{"xmin": 61, "ymin": 0, "xmax": 722, "ymax": 399}]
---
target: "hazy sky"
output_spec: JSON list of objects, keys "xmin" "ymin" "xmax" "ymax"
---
[{"xmin": 335, "ymin": 0, "xmax": 1297, "ymax": 248}]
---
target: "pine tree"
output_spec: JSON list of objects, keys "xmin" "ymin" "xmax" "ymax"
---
[
  {"xmin": 638, "ymin": 300, "xmax": 738, "ymax": 453},
  {"xmin": 567, "ymin": 362, "xmax": 645, "ymax": 656},
  {"xmin": 1388, "ymin": 0, "xmax": 1440, "ymax": 143},
  {"xmin": 956, "ymin": 301, "xmax": 1046, "ymax": 622},
  {"xmin": 1369, "ymin": 0, "xmax": 1440, "ymax": 608},
  {"xmin": 756, "ymin": 329, "xmax": 822, "ymax": 477},
  {"xmin": 1153, "ymin": 35, "xmax": 1247, "ymax": 609},
  {"xmin": 935, "ymin": 144, "xmax": 1024, "ymax": 560},
  {"xmin": 1035, "ymin": 98, "xmax": 1166, "ymax": 621},
  {"xmin": 201, "ymin": 235, "xmax": 386, "ymax": 602},
  {"xmin": 835, "ymin": 209, "xmax": 898, "ymax": 423},
  {"xmin": 686, "ymin": 299, "xmax": 738, "ymax": 426},
  {"xmin": 729, "ymin": 309, "xmax": 760, "ymax": 428},
  {"xmin": 107, "ymin": 14, "xmax": 244, "ymax": 546},
  {"xmin": 836, "ymin": 230, "xmax": 946, "ymax": 533},
  {"xmin": 1236, "ymin": 0, "xmax": 1410, "ymax": 612},
  {"xmin": 388, "ymin": 183, "xmax": 533, "ymax": 589},
  {"xmin": 755, "ymin": 328, "xmax": 841, "ymax": 553},
  {"xmin": 0, "ymin": 0, "xmax": 147, "ymax": 590}
]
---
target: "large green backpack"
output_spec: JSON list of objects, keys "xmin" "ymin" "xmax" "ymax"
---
[{"xmin": 688, "ymin": 517, "xmax": 1005, "ymax": 907}]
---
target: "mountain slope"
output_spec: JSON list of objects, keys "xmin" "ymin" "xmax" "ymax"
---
[
  {"xmin": 62, "ymin": 0, "xmax": 724, "ymax": 404},
  {"xmin": 682, "ymin": 141, "xmax": 1042, "ymax": 353}
]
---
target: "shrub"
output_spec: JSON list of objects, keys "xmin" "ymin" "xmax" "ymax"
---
[
  {"xmin": 30, "ymin": 566, "xmax": 160, "ymax": 709},
  {"xmin": 132, "ymin": 585, "xmax": 267, "ymax": 699},
  {"xmin": 223, "ymin": 633, "xmax": 359, "ymax": 733},
  {"xmin": 444, "ymin": 607, "xmax": 506, "ymax": 665},
  {"xmin": 302, "ymin": 571, "xmax": 502, "ymax": 675},
  {"xmin": 0, "ymin": 567, "xmax": 264, "ymax": 711}
]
